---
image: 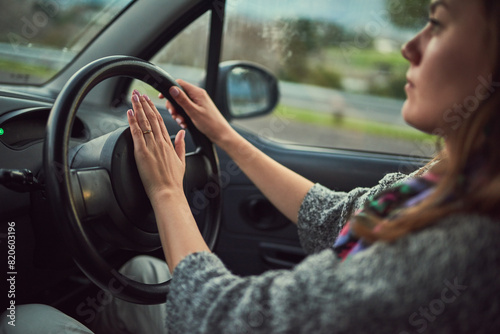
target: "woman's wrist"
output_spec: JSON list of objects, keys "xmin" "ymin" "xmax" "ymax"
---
[
  {"xmin": 213, "ymin": 126, "xmax": 244, "ymax": 153},
  {"xmin": 149, "ymin": 187, "xmax": 186, "ymax": 209}
]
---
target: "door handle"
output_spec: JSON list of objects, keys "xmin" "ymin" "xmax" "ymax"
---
[
  {"xmin": 240, "ymin": 195, "xmax": 289, "ymax": 230},
  {"xmin": 259, "ymin": 242, "xmax": 306, "ymax": 269}
]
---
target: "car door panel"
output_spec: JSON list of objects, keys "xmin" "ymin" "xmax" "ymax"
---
[{"xmin": 214, "ymin": 126, "xmax": 425, "ymax": 275}]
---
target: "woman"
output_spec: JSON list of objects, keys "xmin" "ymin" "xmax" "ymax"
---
[
  {"xmin": 126, "ymin": 0, "xmax": 500, "ymax": 332},
  {"xmin": 2, "ymin": 0, "xmax": 499, "ymax": 333}
]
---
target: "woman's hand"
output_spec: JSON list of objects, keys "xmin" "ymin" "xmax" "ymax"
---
[
  {"xmin": 160, "ymin": 79, "xmax": 313, "ymax": 226},
  {"xmin": 159, "ymin": 79, "xmax": 236, "ymax": 146},
  {"xmin": 127, "ymin": 89, "xmax": 210, "ymax": 270},
  {"xmin": 127, "ymin": 89, "xmax": 186, "ymax": 205}
]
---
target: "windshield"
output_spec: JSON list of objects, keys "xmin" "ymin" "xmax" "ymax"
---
[{"xmin": 0, "ymin": 0, "xmax": 133, "ymax": 85}]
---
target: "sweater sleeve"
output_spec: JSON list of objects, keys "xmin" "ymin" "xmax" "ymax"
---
[
  {"xmin": 297, "ymin": 172, "xmax": 409, "ymax": 253},
  {"xmin": 165, "ymin": 215, "xmax": 500, "ymax": 334}
]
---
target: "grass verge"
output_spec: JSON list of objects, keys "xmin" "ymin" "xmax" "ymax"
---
[
  {"xmin": 0, "ymin": 58, "xmax": 55, "ymax": 80},
  {"xmin": 274, "ymin": 104, "xmax": 434, "ymax": 142}
]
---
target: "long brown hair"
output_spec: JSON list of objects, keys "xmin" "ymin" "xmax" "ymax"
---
[{"xmin": 355, "ymin": 0, "xmax": 500, "ymax": 243}]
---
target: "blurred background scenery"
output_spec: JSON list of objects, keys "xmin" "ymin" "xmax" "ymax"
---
[{"xmin": 0, "ymin": 0, "xmax": 434, "ymax": 156}]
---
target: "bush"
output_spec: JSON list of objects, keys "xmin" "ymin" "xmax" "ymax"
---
[
  {"xmin": 279, "ymin": 65, "xmax": 342, "ymax": 90},
  {"xmin": 306, "ymin": 66, "xmax": 342, "ymax": 89},
  {"xmin": 368, "ymin": 74, "xmax": 407, "ymax": 100}
]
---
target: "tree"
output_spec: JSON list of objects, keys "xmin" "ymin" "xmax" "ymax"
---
[
  {"xmin": 279, "ymin": 18, "xmax": 344, "ymax": 84},
  {"xmin": 386, "ymin": 0, "xmax": 428, "ymax": 29}
]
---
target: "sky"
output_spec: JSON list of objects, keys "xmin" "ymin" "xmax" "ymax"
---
[
  {"xmin": 228, "ymin": 0, "xmax": 382, "ymax": 25},
  {"xmin": 226, "ymin": 0, "xmax": 417, "ymax": 40}
]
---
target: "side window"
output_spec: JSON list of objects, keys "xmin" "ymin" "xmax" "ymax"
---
[
  {"xmin": 222, "ymin": 0, "xmax": 432, "ymax": 156},
  {"xmin": 128, "ymin": 11, "xmax": 210, "ymax": 105}
]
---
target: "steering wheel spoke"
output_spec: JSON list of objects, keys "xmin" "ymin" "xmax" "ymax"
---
[
  {"xmin": 71, "ymin": 168, "xmax": 113, "ymax": 218},
  {"xmin": 184, "ymin": 150, "xmax": 213, "ymax": 191}
]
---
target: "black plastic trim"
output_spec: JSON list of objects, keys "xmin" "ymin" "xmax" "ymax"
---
[{"xmin": 205, "ymin": 0, "xmax": 226, "ymax": 99}]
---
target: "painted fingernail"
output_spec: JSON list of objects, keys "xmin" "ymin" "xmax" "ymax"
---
[
  {"xmin": 133, "ymin": 94, "xmax": 139, "ymax": 102},
  {"xmin": 170, "ymin": 87, "xmax": 180, "ymax": 97},
  {"xmin": 176, "ymin": 119, "xmax": 186, "ymax": 129},
  {"xmin": 133, "ymin": 89, "xmax": 140, "ymax": 96},
  {"xmin": 168, "ymin": 108, "xmax": 172, "ymax": 115},
  {"xmin": 127, "ymin": 109, "xmax": 134, "ymax": 117},
  {"xmin": 178, "ymin": 129, "xmax": 186, "ymax": 140},
  {"xmin": 143, "ymin": 94, "xmax": 150, "ymax": 101}
]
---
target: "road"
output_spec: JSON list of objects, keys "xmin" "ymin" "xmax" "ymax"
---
[
  {"xmin": 279, "ymin": 81, "xmax": 407, "ymax": 126},
  {"xmin": 233, "ymin": 115, "xmax": 436, "ymax": 157}
]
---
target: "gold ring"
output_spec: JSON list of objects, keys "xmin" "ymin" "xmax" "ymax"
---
[{"xmin": 143, "ymin": 129, "xmax": 152, "ymax": 134}]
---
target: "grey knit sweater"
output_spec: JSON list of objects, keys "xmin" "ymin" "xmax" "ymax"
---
[{"xmin": 165, "ymin": 172, "xmax": 500, "ymax": 333}]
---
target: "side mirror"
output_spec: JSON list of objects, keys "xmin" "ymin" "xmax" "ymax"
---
[{"xmin": 215, "ymin": 61, "xmax": 279, "ymax": 120}]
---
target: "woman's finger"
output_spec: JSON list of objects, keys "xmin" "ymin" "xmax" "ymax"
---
[
  {"xmin": 168, "ymin": 86, "xmax": 195, "ymax": 129},
  {"xmin": 174, "ymin": 130, "xmax": 186, "ymax": 166},
  {"xmin": 140, "ymin": 93, "xmax": 164, "ymax": 139},
  {"xmin": 126, "ymin": 108, "xmax": 146, "ymax": 150},
  {"xmin": 169, "ymin": 81, "xmax": 203, "ymax": 112},
  {"xmin": 166, "ymin": 100, "xmax": 174, "ymax": 114},
  {"xmin": 143, "ymin": 93, "xmax": 171, "ymax": 143},
  {"xmin": 166, "ymin": 98, "xmax": 186, "ymax": 128},
  {"xmin": 131, "ymin": 93, "xmax": 156, "ymax": 145}
]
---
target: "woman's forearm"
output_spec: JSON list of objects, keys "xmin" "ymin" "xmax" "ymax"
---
[
  {"xmin": 165, "ymin": 81, "xmax": 314, "ymax": 225},
  {"xmin": 150, "ymin": 191, "xmax": 210, "ymax": 271}
]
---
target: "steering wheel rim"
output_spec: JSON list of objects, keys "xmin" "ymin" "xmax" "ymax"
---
[{"xmin": 43, "ymin": 55, "xmax": 221, "ymax": 304}]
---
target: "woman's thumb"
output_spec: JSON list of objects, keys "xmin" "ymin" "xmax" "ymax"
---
[
  {"xmin": 174, "ymin": 130, "xmax": 186, "ymax": 165},
  {"xmin": 169, "ymin": 86, "xmax": 192, "ymax": 112}
]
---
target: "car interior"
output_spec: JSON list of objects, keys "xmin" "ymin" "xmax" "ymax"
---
[{"xmin": 0, "ymin": 0, "xmax": 427, "ymax": 324}]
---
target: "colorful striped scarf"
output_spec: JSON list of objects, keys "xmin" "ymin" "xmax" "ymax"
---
[{"xmin": 333, "ymin": 172, "xmax": 440, "ymax": 260}]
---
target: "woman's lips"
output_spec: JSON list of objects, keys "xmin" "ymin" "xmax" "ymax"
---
[{"xmin": 405, "ymin": 77, "xmax": 415, "ymax": 91}]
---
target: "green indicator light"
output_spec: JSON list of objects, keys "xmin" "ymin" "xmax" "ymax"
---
[{"xmin": 0, "ymin": 128, "xmax": 4, "ymax": 136}]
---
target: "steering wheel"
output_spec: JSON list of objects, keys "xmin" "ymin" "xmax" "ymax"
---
[{"xmin": 43, "ymin": 56, "xmax": 221, "ymax": 304}]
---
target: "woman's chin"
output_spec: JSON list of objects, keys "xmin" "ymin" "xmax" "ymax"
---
[
  {"xmin": 401, "ymin": 104, "xmax": 432, "ymax": 134},
  {"xmin": 401, "ymin": 100, "xmax": 413, "ymax": 125}
]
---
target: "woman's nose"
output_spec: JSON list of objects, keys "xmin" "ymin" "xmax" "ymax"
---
[
  {"xmin": 401, "ymin": 35, "xmax": 421, "ymax": 65},
  {"xmin": 401, "ymin": 42, "xmax": 410, "ymax": 60}
]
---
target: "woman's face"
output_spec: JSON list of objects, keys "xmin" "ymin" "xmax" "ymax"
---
[{"xmin": 401, "ymin": 0, "xmax": 496, "ymax": 138}]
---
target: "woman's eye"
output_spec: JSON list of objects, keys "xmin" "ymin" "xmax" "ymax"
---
[{"xmin": 428, "ymin": 18, "xmax": 442, "ymax": 32}]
